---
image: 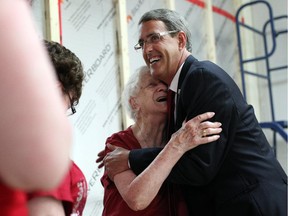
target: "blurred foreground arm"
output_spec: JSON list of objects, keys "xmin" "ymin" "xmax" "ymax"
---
[{"xmin": 0, "ymin": 0, "xmax": 72, "ymax": 191}]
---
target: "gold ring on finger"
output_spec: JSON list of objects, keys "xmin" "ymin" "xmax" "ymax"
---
[{"xmin": 202, "ymin": 129, "xmax": 207, "ymax": 137}]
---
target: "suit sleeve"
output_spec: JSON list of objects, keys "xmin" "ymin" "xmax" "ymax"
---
[{"xmin": 129, "ymin": 148, "xmax": 162, "ymax": 175}]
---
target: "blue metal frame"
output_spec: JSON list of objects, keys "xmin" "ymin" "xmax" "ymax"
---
[{"xmin": 235, "ymin": 0, "xmax": 288, "ymax": 155}]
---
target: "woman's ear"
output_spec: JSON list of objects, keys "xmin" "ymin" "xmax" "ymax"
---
[{"xmin": 129, "ymin": 97, "xmax": 138, "ymax": 110}]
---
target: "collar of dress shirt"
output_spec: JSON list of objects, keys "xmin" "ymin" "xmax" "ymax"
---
[{"xmin": 169, "ymin": 62, "xmax": 184, "ymax": 93}]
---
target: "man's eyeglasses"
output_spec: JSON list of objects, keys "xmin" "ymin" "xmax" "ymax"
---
[
  {"xmin": 67, "ymin": 94, "xmax": 76, "ymax": 116},
  {"xmin": 134, "ymin": 30, "xmax": 179, "ymax": 50}
]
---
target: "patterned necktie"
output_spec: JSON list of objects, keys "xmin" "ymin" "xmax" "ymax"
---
[{"xmin": 167, "ymin": 90, "xmax": 175, "ymax": 138}]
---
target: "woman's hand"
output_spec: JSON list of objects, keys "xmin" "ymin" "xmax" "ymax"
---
[{"xmin": 168, "ymin": 112, "xmax": 222, "ymax": 154}]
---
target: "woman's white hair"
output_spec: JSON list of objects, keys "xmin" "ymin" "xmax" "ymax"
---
[{"xmin": 122, "ymin": 65, "xmax": 150, "ymax": 121}]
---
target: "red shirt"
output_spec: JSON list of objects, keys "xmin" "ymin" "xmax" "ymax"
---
[
  {"xmin": 0, "ymin": 182, "xmax": 28, "ymax": 216},
  {"xmin": 101, "ymin": 127, "xmax": 188, "ymax": 216},
  {"xmin": 28, "ymin": 161, "xmax": 87, "ymax": 216}
]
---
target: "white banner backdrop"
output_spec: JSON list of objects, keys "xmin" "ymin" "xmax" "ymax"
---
[
  {"xmin": 60, "ymin": 0, "xmax": 121, "ymax": 215},
  {"xmin": 31, "ymin": 0, "xmax": 46, "ymax": 39},
  {"xmin": 175, "ymin": 0, "xmax": 239, "ymax": 79}
]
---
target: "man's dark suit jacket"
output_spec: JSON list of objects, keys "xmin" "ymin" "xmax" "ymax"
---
[{"xmin": 129, "ymin": 55, "xmax": 287, "ymax": 216}]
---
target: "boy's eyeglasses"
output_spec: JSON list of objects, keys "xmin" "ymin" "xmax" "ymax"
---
[{"xmin": 67, "ymin": 94, "xmax": 76, "ymax": 116}]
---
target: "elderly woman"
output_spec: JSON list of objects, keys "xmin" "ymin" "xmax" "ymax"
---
[{"xmin": 101, "ymin": 66, "xmax": 222, "ymax": 215}]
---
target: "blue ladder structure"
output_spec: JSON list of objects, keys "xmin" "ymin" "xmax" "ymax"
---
[{"xmin": 235, "ymin": 0, "xmax": 288, "ymax": 156}]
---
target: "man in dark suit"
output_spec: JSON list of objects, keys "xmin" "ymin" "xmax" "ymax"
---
[{"xmin": 101, "ymin": 9, "xmax": 287, "ymax": 216}]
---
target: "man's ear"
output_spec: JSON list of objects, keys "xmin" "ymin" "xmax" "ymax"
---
[{"xmin": 178, "ymin": 31, "xmax": 187, "ymax": 49}]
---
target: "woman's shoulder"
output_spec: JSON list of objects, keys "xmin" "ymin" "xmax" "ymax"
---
[{"xmin": 106, "ymin": 126, "xmax": 141, "ymax": 150}]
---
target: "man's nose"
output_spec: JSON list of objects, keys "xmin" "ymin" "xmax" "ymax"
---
[{"xmin": 143, "ymin": 41, "xmax": 153, "ymax": 53}]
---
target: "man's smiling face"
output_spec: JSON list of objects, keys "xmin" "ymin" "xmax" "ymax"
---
[{"xmin": 139, "ymin": 20, "xmax": 182, "ymax": 85}]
